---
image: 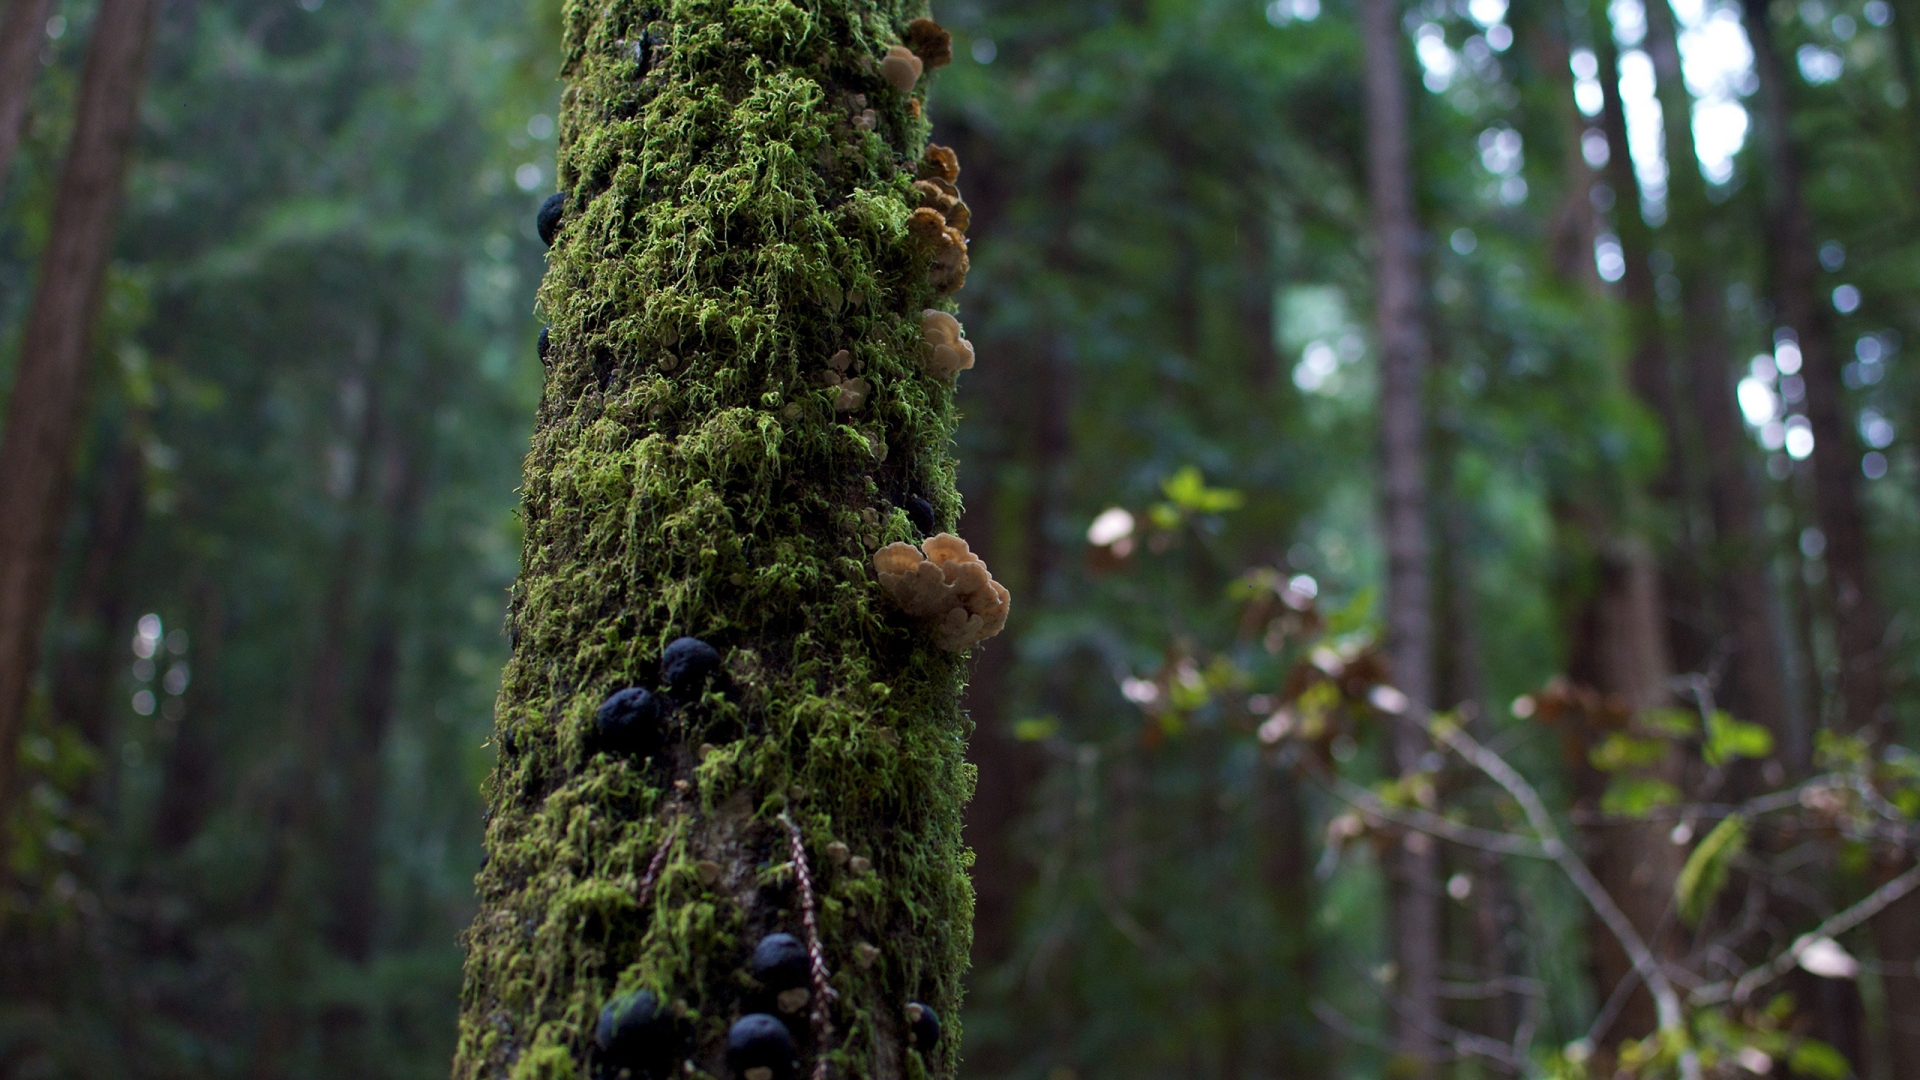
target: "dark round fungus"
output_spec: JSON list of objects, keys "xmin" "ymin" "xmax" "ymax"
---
[
  {"xmin": 660, "ymin": 636, "xmax": 721, "ymax": 699},
  {"xmin": 595, "ymin": 989, "xmax": 679, "ymax": 1077},
  {"xmin": 750, "ymin": 932, "xmax": 809, "ymax": 991},
  {"xmin": 725, "ymin": 1013, "xmax": 796, "ymax": 1080},
  {"xmin": 633, "ymin": 29, "xmax": 654, "ymax": 76},
  {"xmin": 536, "ymin": 191, "xmax": 565, "ymax": 247},
  {"xmin": 904, "ymin": 495, "xmax": 936, "ymax": 537},
  {"xmin": 906, "ymin": 1001, "xmax": 941, "ymax": 1051},
  {"xmin": 538, "ymin": 325, "xmax": 550, "ymax": 362},
  {"xmin": 595, "ymin": 687, "xmax": 665, "ymax": 757}
]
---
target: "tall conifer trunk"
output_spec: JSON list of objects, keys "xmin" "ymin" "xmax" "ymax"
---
[
  {"xmin": 1569, "ymin": 7, "xmax": 1688, "ymax": 1054},
  {"xmin": 1641, "ymin": 0, "xmax": 1790, "ymax": 740},
  {"xmin": 0, "ymin": 0, "xmax": 158, "ymax": 857},
  {"xmin": 1741, "ymin": 1, "xmax": 1915, "ymax": 1067},
  {"xmin": 1358, "ymin": 0, "xmax": 1441, "ymax": 1071},
  {"xmin": 455, "ymin": 6, "xmax": 991, "ymax": 1078},
  {"xmin": 0, "ymin": 0, "xmax": 50, "ymax": 190}
]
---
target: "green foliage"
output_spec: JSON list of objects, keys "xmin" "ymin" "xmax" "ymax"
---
[
  {"xmin": 1703, "ymin": 712, "xmax": 1774, "ymax": 767},
  {"xmin": 1675, "ymin": 815, "xmax": 1748, "ymax": 926}
]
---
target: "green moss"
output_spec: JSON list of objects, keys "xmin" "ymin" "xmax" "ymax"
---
[{"xmin": 453, "ymin": 1, "xmax": 977, "ymax": 1077}]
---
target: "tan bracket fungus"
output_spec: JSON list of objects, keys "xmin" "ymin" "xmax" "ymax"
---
[
  {"xmin": 880, "ymin": 45, "xmax": 923, "ymax": 92},
  {"xmin": 873, "ymin": 534, "xmax": 1010, "ymax": 651},
  {"xmin": 909, "ymin": 145, "xmax": 970, "ymax": 293},
  {"xmin": 920, "ymin": 310, "xmax": 974, "ymax": 379}
]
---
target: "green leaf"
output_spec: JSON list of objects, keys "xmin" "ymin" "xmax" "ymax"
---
[
  {"xmin": 1159, "ymin": 466, "xmax": 1244, "ymax": 514},
  {"xmin": 1590, "ymin": 733, "xmax": 1668, "ymax": 772},
  {"xmin": 1788, "ymin": 1038, "xmax": 1851, "ymax": 1079},
  {"xmin": 1639, "ymin": 706, "xmax": 1700, "ymax": 737},
  {"xmin": 1601, "ymin": 776, "xmax": 1681, "ymax": 815},
  {"xmin": 1675, "ymin": 814, "xmax": 1747, "ymax": 926},
  {"xmin": 1012, "ymin": 716, "xmax": 1059, "ymax": 742},
  {"xmin": 1705, "ymin": 711, "xmax": 1774, "ymax": 767}
]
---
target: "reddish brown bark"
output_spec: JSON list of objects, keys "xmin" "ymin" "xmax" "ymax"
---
[
  {"xmin": 0, "ymin": 0, "xmax": 50, "ymax": 189},
  {"xmin": 1642, "ymin": 0, "xmax": 1791, "ymax": 742},
  {"xmin": 1358, "ymin": 0, "xmax": 1441, "ymax": 1069},
  {"xmin": 1740, "ymin": 0, "xmax": 1885, "ymax": 745},
  {"xmin": 0, "ymin": 0, "xmax": 159, "ymax": 855},
  {"xmin": 1740, "ymin": 2, "xmax": 1910, "ymax": 1067}
]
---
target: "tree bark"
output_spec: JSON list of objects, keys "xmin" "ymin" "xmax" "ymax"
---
[
  {"xmin": 0, "ymin": 0, "xmax": 50, "ymax": 191},
  {"xmin": 1358, "ymin": 0, "xmax": 1441, "ymax": 1071},
  {"xmin": 48, "ymin": 436, "xmax": 145, "ymax": 790},
  {"xmin": 0, "ymin": 0, "xmax": 159, "ymax": 860},
  {"xmin": 455, "ymin": 7, "xmax": 988, "ymax": 1078},
  {"xmin": 1740, "ymin": 0, "xmax": 1886, "ymax": 745},
  {"xmin": 1641, "ymin": 0, "xmax": 1791, "ymax": 742},
  {"xmin": 1739, "ymin": 1, "xmax": 1911, "ymax": 1067}
]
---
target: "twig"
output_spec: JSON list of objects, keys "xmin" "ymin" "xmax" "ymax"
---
[
  {"xmin": 1313, "ymin": 998, "xmax": 1534, "ymax": 1076},
  {"xmin": 781, "ymin": 813, "xmax": 834, "ymax": 1080},
  {"xmin": 1694, "ymin": 861, "xmax": 1920, "ymax": 1006},
  {"xmin": 1429, "ymin": 718, "xmax": 1701, "ymax": 1080},
  {"xmin": 1311, "ymin": 764, "xmax": 1548, "ymax": 858},
  {"xmin": 634, "ymin": 820, "xmax": 679, "ymax": 912}
]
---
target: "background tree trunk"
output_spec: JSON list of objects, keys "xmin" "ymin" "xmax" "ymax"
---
[
  {"xmin": 1642, "ymin": 0, "xmax": 1791, "ymax": 745},
  {"xmin": 454, "ymin": 6, "xmax": 986, "ymax": 1077},
  {"xmin": 1358, "ymin": 0, "xmax": 1441, "ymax": 1071},
  {"xmin": 0, "ymin": 0, "xmax": 158, "ymax": 860},
  {"xmin": 0, "ymin": 0, "xmax": 50, "ymax": 190},
  {"xmin": 1741, "ymin": 1, "xmax": 1910, "ymax": 1068}
]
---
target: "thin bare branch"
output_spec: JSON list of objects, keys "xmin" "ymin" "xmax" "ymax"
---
[
  {"xmin": 1428, "ymin": 718, "xmax": 1700, "ymax": 1080},
  {"xmin": 1694, "ymin": 861, "xmax": 1920, "ymax": 1006}
]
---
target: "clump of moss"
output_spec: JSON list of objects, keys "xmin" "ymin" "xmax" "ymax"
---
[{"xmin": 452, "ymin": 3, "xmax": 980, "ymax": 1080}]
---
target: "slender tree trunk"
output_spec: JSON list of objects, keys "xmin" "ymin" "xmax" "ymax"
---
[
  {"xmin": 1358, "ymin": 0, "xmax": 1440, "ymax": 1070},
  {"xmin": 456, "ymin": 8, "xmax": 990, "ymax": 1078},
  {"xmin": 1642, "ymin": 0, "xmax": 1791, "ymax": 741},
  {"xmin": 49, "ymin": 436, "xmax": 145, "ymax": 795},
  {"xmin": 0, "ymin": 0, "xmax": 49, "ymax": 190},
  {"xmin": 1740, "ymin": 0, "xmax": 1886, "ymax": 745},
  {"xmin": 0, "ymin": 0, "xmax": 158, "ymax": 856},
  {"xmin": 1738, "ymin": 3, "xmax": 1912, "ymax": 1068},
  {"xmin": 1593, "ymin": 7, "xmax": 1713, "ymax": 685},
  {"xmin": 1547, "ymin": 10, "xmax": 1687, "ymax": 1050}
]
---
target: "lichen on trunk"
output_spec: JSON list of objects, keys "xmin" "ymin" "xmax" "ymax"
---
[{"xmin": 453, "ymin": 3, "xmax": 987, "ymax": 1079}]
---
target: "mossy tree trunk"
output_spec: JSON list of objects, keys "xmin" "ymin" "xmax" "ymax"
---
[{"xmin": 455, "ymin": 4, "xmax": 986, "ymax": 1080}]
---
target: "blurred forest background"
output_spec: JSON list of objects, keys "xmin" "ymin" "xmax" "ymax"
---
[{"xmin": 2, "ymin": 0, "xmax": 1919, "ymax": 1077}]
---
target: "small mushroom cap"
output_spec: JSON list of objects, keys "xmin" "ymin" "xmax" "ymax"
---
[
  {"xmin": 921, "ymin": 309, "xmax": 961, "ymax": 347},
  {"xmin": 594, "ymin": 687, "xmax": 665, "ymax": 757},
  {"xmin": 660, "ymin": 636, "xmax": 721, "ymax": 698},
  {"xmin": 596, "ymin": 989, "xmax": 681, "ymax": 1074},
  {"xmin": 880, "ymin": 45, "xmax": 923, "ymax": 92},
  {"xmin": 750, "ymin": 932, "xmax": 810, "ymax": 990},
  {"xmin": 920, "ymin": 144, "xmax": 960, "ymax": 184},
  {"xmin": 725, "ymin": 1014, "xmax": 797, "ymax": 1077},
  {"xmin": 906, "ymin": 1001, "xmax": 941, "ymax": 1049},
  {"xmin": 536, "ymin": 191, "xmax": 565, "ymax": 247},
  {"xmin": 832, "ymin": 376, "xmax": 870, "ymax": 412},
  {"xmin": 904, "ymin": 18, "xmax": 953, "ymax": 68}
]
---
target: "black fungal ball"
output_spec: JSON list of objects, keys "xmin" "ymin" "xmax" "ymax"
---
[
  {"xmin": 904, "ymin": 495, "xmax": 936, "ymax": 537},
  {"xmin": 906, "ymin": 1002, "xmax": 940, "ymax": 1051},
  {"xmin": 750, "ymin": 933, "xmax": 809, "ymax": 991},
  {"xmin": 633, "ymin": 29, "xmax": 654, "ymax": 76},
  {"xmin": 660, "ymin": 636, "xmax": 721, "ymax": 699},
  {"xmin": 725, "ymin": 1014, "xmax": 796, "ymax": 1080},
  {"xmin": 595, "ymin": 989, "xmax": 680, "ymax": 1077},
  {"xmin": 595, "ymin": 687, "xmax": 665, "ymax": 757},
  {"xmin": 538, "ymin": 326, "xmax": 550, "ymax": 362},
  {"xmin": 536, "ymin": 192, "xmax": 565, "ymax": 247}
]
